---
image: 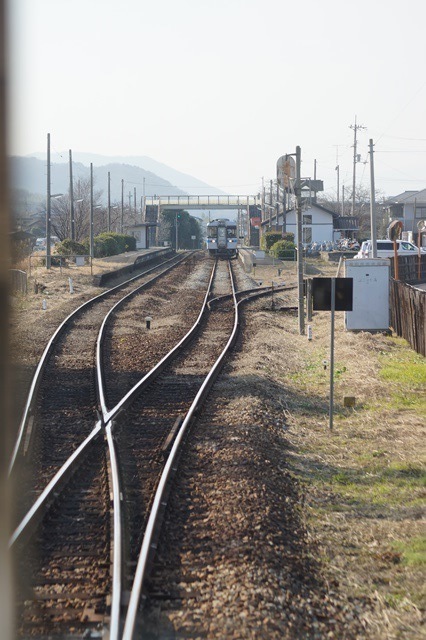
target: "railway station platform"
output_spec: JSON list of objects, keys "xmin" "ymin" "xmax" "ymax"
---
[{"xmin": 93, "ymin": 246, "xmax": 174, "ymax": 286}]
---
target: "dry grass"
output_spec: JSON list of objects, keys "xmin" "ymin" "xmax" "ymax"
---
[{"xmin": 232, "ymin": 257, "xmax": 425, "ymax": 639}]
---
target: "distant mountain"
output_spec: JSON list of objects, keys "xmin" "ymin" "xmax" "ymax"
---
[
  {"xmin": 22, "ymin": 151, "xmax": 226, "ymax": 197},
  {"xmin": 9, "ymin": 156, "xmax": 188, "ymax": 205}
]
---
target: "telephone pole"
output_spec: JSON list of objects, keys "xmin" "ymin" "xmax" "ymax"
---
[
  {"xmin": 121, "ymin": 179, "xmax": 124, "ymax": 233},
  {"xmin": 46, "ymin": 133, "xmax": 52, "ymax": 269},
  {"xmin": 369, "ymin": 139, "xmax": 377, "ymax": 258},
  {"xmin": 336, "ymin": 165, "xmax": 340, "ymax": 212},
  {"xmin": 69, "ymin": 150, "xmax": 75, "ymax": 240},
  {"xmin": 349, "ymin": 116, "xmax": 366, "ymax": 215},
  {"xmin": 295, "ymin": 146, "xmax": 304, "ymax": 335},
  {"xmin": 107, "ymin": 172, "xmax": 111, "ymax": 232}
]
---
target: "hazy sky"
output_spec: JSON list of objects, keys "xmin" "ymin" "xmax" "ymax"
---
[{"xmin": 7, "ymin": 0, "xmax": 426, "ymax": 198}]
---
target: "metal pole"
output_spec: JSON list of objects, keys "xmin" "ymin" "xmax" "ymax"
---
[
  {"xmin": 175, "ymin": 211, "xmax": 178, "ymax": 250},
  {"xmin": 134, "ymin": 187, "xmax": 137, "ymax": 216},
  {"xmin": 90, "ymin": 163, "xmax": 94, "ymax": 274},
  {"xmin": 307, "ymin": 278, "xmax": 313, "ymax": 322},
  {"xmin": 142, "ymin": 177, "xmax": 146, "ymax": 221},
  {"xmin": 336, "ymin": 165, "xmax": 340, "ymax": 212},
  {"xmin": 121, "ymin": 179, "xmax": 124, "ymax": 233},
  {"xmin": 351, "ymin": 117, "xmax": 357, "ymax": 215},
  {"xmin": 269, "ymin": 179, "xmax": 273, "ymax": 227},
  {"xmin": 69, "ymin": 149, "xmax": 75, "ymax": 241},
  {"xmin": 282, "ymin": 185, "xmax": 286, "ymax": 234},
  {"xmin": 329, "ymin": 278, "xmax": 335, "ymax": 430},
  {"xmin": 342, "ymin": 184, "xmax": 345, "ymax": 216},
  {"xmin": 369, "ymin": 139, "xmax": 377, "ymax": 258},
  {"xmin": 46, "ymin": 133, "xmax": 51, "ymax": 269},
  {"xmin": 296, "ymin": 145, "xmax": 304, "ymax": 335},
  {"xmin": 107, "ymin": 171, "xmax": 111, "ymax": 232},
  {"xmin": 276, "ymin": 180, "xmax": 279, "ymax": 226}
]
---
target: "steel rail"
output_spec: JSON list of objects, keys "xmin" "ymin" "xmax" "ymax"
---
[
  {"xmin": 102, "ymin": 259, "xmax": 218, "ymax": 426},
  {"xmin": 208, "ymin": 283, "xmax": 296, "ymax": 309},
  {"xmin": 9, "ymin": 422, "xmax": 102, "ymax": 547},
  {"xmin": 122, "ymin": 260, "xmax": 239, "ymax": 640},
  {"xmin": 105, "ymin": 259, "xmax": 218, "ymax": 638},
  {"xmin": 96, "ymin": 252, "xmax": 191, "ymax": 421},
  {"xmin": 9, "ymin": 252, "xmax": 184, "ymax": 475},
  {"xmin": 105, "ymin": 423, "xmax": 122, "ymax": 640}
]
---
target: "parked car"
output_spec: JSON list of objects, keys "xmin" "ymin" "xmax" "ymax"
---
[
  {"xmin": 356, "ymin": 239, "xmax": 426, "ymax": 259},
  {"xmin": 34, "ymin": 236, "xmax": 60, "ymax": 249}
]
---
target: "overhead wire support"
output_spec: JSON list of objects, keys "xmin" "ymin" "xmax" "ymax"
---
[{"xmin": 349, "ymin": 116, "xmax": 366, "ymax": 215}]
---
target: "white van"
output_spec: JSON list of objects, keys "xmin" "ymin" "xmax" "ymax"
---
[{"xmin": 356, "ymin": 239, "xmax": 426, "ymax": 259}]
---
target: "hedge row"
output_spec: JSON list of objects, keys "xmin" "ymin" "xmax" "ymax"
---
[{"xmin": 55, "ymin": 233, "xmax": 136, "ymax": 258}]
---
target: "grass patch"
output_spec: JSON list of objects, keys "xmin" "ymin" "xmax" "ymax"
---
[
  {"xmin": 379, "ymin": 344, "xmax": 426, "ymax": 388},
  {"xmin": 392, "ymin": 537, "xmax": 426, "ymax": 566}
]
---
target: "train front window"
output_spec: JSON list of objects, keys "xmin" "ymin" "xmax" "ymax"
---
[
  {"xmin": 227, "ymin": 227, "xmax": 236, "ymax": 238},
  {"xmin": 207, "ymin": 227, "xmax": 218, "ymax": 238}
]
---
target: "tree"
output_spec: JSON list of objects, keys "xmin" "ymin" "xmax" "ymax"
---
[
  {"xmin": 318, "ymin": 185, "xmax": 388, "ymax": 240},
  {"xmin": 49, "ymin": 177, "xmax": 103, "ymax": 242},
  {"xmin": 161, "ymin": 210, "xmax": 201, "ymax": 249}
]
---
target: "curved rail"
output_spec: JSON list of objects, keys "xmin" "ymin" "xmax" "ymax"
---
[
  {"xmin": 96, "ymin": 253, "xmax": 194, "ymax": 421},
  {"xmin": 9, "ymin": 252, "xmax": 185, "ymax": 475},
  {"xmin": 105, "ymin": 423, "xmax": 122, "ymax": 640},
  {"xmin": 122, "ymin": 260, "xmax": 239, "ymax": 639},
  {"xmin": 103, "ymin": 259, "xmax": 218, "ymax": 638},
  {"xmin": 102, "ymin": 259, "xmax": 217, "ymax": 425}
]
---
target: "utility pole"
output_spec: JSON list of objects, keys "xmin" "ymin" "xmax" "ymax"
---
[
  {"xmin": 90, "ymin": 163, "xmax": 94, "ymax": 272},
  {"xmin": 134, "ymin": 187, "xmax": 137, "ymax": 216},
  {"xmin": 69, "ymin": 149, "xmax": 75, "ymax": 240},
  {"xmin": 46, "ymin": 133, "xmax": 51, "ymax": 269},
  {"xmin": 369, "ymin": 138, "xmax": 377, "ymax": 258},
  {"xmin": 282, "ymin": 185, "xmax": 286, "ymax": 234},
  {"xmin": 295, "ymin": 145, "xmax": 304, "ymax": 335},
  {"xmin": 342, "ymin": 184, "xmax": 345, "ymax": 216},
  {"xmin": 349, "ymin": 116, "xmax": 366, "ymax": 215},
  {"xmin": 269, "ymin": 179, "xmax": 273, "ymax": 227},
  {"xmin": 142, "ymin": 177, "xmax": 146, "ymax": 221},
  {"xmin": 336, "ymin": 165, "xmax": 340, "ymax": 212},
  {"xmin": 276, "ymin": 180, "xmax": 280, "ymax": 226},
  {"xmin": 107, "ymin": 172, "xmax": 111, "ymax": 232},
  {"xmin": 121, "ymin": 179, "xmax": 124, "ymax": 233}
]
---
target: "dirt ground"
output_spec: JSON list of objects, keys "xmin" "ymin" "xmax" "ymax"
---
[{"xmin": 9, "ymin": 252, "xmax": 426, "ymax": 638}]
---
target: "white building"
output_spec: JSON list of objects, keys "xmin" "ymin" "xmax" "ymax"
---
[
  {"xmin": 262, "ymin": 203, "xmax": 358, "ymax": 244},
  {"xmin": 385, "ymin": 190, "xmax": 426, "ymax": 241}
]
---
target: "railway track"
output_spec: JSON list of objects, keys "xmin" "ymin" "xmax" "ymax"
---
[
  {"xmin": 11, "ymin": 254, "xmax": 293, "ymax": 638},
  {"xmin": 10, "ymin": 252, "xmax": 193, "ymax": 525}
]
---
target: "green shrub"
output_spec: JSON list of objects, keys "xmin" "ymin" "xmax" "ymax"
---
[
  {"xmin": 270, "ymin": 239, "xmax": 296, "ymax": 259},
  {"xmin": 81, "ymin": 233, "xmax": 137, "ymax": 258},
  {"xmin": 55, "ymin": 238, "xmax": 87, "ymax": 256},
  {"xmin": 261, "ymin": 231, "xmax": 283, "ymax": 252}
]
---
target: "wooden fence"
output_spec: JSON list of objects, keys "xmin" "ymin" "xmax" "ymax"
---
[
  {"xmin": 389, "ymin": 253, "xmax": 426, "ymax": 281},
  {"xmin": 390, "ymin": 279, "xmax": 426, "ymax": 356}
]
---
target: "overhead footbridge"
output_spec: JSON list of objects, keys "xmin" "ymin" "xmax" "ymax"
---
[{"xmin": 145, "ymin": 194, "xmax": 260, "ymax": 211}]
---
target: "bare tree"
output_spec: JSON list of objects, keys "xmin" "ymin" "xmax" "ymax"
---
[
  {"xmin": 50, "ymin": 177, "xmax": 102, "ymax": 242},
  {"xmin": 318, "ymin": 185, "xmax": 387, "ymax": 238}
]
